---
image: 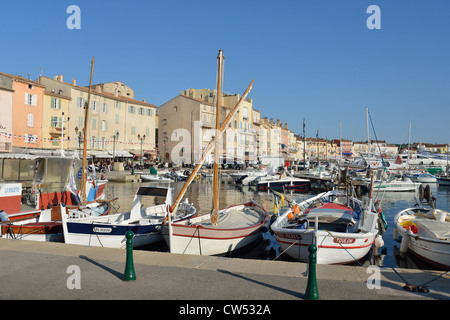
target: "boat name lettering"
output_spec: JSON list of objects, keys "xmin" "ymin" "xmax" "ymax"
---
[
  {"xmin": 333, "ymin": 237, "xmax": 356, "ymax": 244},
  {"xmin": 93, "ymin": 227, "xmax": 112, "ymax": 233},
  {"xmin": 277, "ymin": 232, "xmax": 302, "ymax": 240},
  {"xmin": 3, "ymin": 187, "xmax": 20, "ymax": 194}
]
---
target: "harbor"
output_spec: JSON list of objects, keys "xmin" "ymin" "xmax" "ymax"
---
[{"xmin": 1, "ymin": 2, "xmax": 450, "ymax": 305}]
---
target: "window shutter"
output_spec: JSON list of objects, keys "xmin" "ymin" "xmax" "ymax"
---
[
  {"xmin": 25, "ymin": 93, "xmax": 29, "ymax": 104},
  {"xmin": 32, "ymin": 95, "xmax": 37, "ymax": 106}
]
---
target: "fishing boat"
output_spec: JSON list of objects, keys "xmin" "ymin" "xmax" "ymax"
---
[
  {"xmin": 257, "ymin": 175, "xmax": 310, "ymax": 192},
  {"xmin": 270, "ymin": 178, "xmax": 386, "ymax": 264},
  {"xmin": 0, "ymin": 200, "xmax": 111, "ymax": 242},
  {"xmin": 61, "ymin": 186, "xmax": 196, "ymax": 248},
  {"xmin": 394, "ymin": 206, "xmax": 450, "ymax": 269},
  {"xmin": 162, "ymin": 50, "xmax": 269, "ymax": 256}
]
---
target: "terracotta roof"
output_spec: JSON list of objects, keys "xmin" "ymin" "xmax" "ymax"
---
[
  {"xmin": 0, "ymin": 72, "xmax": 46, "ymax": 88},
  {"xmin": 38, "ymin": 75, "xmax": 156, "ymax": 108}
]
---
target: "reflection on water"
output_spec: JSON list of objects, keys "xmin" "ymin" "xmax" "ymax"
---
[{"xmin": 104, "ymin": 177, "xmax": 450, "ymax": 270}]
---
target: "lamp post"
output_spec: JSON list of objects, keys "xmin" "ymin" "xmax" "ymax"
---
[
  {"xmin": 112, "ymin": 132, "xmax": 119, "ymax": 171},
  {"xmin": 137, "ymin": 134, "xmax": 146, "ymax": 167},
  {"xmin": 75, "ymin": 126, "xmax": 84, "ymax": 158}
]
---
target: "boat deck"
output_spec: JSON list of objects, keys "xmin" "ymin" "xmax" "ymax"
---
[{"xmin": 189, "ymin": 206, "xmax": 264, "ymax": 229}]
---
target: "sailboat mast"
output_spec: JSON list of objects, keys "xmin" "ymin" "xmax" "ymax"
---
[
  {"xmin": 170, "ymin": 79, "xmax": 254, "ymax": 214},
  {"xmin": 212, "ymin": 50, "xmax": 224, "ymax": 223},
  {"xmin": 80, "ymin": 57, "xmax": 95, "ymax": 205},
  {"xmin": 366, "ymin": 106, "xmax": 370, "ymax": 164}
]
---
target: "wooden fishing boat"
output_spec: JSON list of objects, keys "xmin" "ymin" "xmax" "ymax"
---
[
  {"xmin": 394, "ymin": 207, "xmax": 450, "ymax": 269},
  {"xmin": 162, "ymin": 50, "xmax": 269, "ymax": 256},
  {"xmin": 270, "ymin": 182, "xmax": 386, "ymax": 264},
  {"xmin": 61, "ymin": 186, "xmax": 195, "ymax": 248},
  {"xmin": 0, "ymin": 200, "xmax": 111, "ymax": 242}
]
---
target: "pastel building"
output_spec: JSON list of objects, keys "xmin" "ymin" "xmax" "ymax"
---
[
  {"xmin": 0, "ymin": 73, "xmax": 14, "ymax": 153},
  {"xmin": 42, "ymin": 91, "xmax": 71, "ymax": 152},
  {"xmin": 9, "ymin": 74, "xmax": 45, "ymax": 150},
  {"xmin": 38, "ymin": 76, "xmax": 157, "ymax": 159}
]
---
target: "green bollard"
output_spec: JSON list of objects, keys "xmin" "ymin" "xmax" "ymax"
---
[
  {"xmin": 305, "ymin": 243, "xmax": 319, "ymax": 300},
  {"xmin": 123, "ymin": 230, "xmax": 136, "ymax": 281}
]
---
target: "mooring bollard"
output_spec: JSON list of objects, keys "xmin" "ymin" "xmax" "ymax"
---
[
  {"xmin": 305, "ymin": 243, "xmax": 319, "ymax": 300},
  {"xmin": 123, "ymin": 230, "xmax": 136, "ymax": 281}
]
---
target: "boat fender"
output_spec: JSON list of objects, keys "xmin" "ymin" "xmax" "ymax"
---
[
  {"xmin": 293, "ymin": 204, "xmax": 300, "ymax": 214},
  {"xmin": 374, "ymin": 234, "xmax": 384, "ymax": 247},
  {"xmin": 399, "ymin": 232, "xmax": 409, "ymax": 254},
  {"xmin": 0, "ymin": 210, "xmax": 9, "ymax": 222}
]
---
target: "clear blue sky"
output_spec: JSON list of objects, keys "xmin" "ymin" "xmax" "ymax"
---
[{"xmin": 1, "ymin": 0, "xmax": 449, "ymax": 144}]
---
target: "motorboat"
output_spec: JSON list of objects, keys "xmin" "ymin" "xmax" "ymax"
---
[{"xmin": 405, "ymin": 172, "xmax": 437, "ymax": 183}]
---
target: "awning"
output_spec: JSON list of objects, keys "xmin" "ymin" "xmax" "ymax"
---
[
  {"xmin": 88, "ymin": 150, "xmax": 112, "ymax": 158},
  {"xmin": 108, "ymin": 150, "xmax": 133, "ymax": 157}
]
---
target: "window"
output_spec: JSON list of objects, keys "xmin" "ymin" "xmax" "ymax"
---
[
  {"xmin": 139, "ymin": 107, "xmax": 144, "ymax": 115},
  {"xmin": 51, "ymin": 97, "xmax": 61, "ymax": 109},
  {"xmin": 242, "ymin": 107, "xmax": 248, "ymax": 120},
  {"xmin": 27, "ymin": 114, "xmax": 34, "ymax": 127},
  {"xmin": 174, "ymin": 106, "xmax": 178, "ymax": 112},
  {"xmin": 146, "ymin": 127, "xmax": 149, "ymax": 136},
  {"xmin": 131, "ymin": 126, "xmax": 136, "ymax": 135},
  {"xmin": 51, "ymin": 116, "xmax": 62, "ymax": 128},
  {"xmin": 114, "ymin": 101, "xmax": 120, "ymax": 109},
  {"xmin": 78, "ymin": 116, "xmax": 84, "ymax": 128},
  {"xmin": 25, "ymin": 93, "xmax": 37, "ymax": 106},
  {"xmin": 101, "ymin": 103, "xmax": 108, "ymax": 113},
  {"xmin": 91, "ymin": 100, "xmax": 98, "ymax": 111},
  {"xmin": 77, "ymin": 97, "xmax": 85, "ymax": 108},
  {"xmin": 92, "ymin": 118, "xmax": 97, "ymax": 130},
  {"xmin": 25, "ymin": 134, "xmax": 37, "ymax": 144},
  {"xmin": 129, "ymin": 105, "xmax": 135, "ymax": 114},
  {"xmin": 115, "ymin": 114, "xmax": 119, "ymax": 124},
  {"xmin": 147, "ymin": 109, "xmax": 153, "ymax": 116},
  {"xmin": 101, "ymin": 120, "xmax": 108, "ymax": 131}
]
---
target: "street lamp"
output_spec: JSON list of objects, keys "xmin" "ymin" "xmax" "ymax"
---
[
  {"xmin": 75, "ymin": 126, "xmax": 84, "ymax": 158},
  {"xmin": 137, "ymin": 134, "xmax": 146, "ymax": 167},
  {"xmin": 112, "ymin": 131, "xmax": 119, "ymax": 171}
]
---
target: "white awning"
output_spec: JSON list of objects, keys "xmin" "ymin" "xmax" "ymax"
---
[{"xmin": 108, "ymin": 150, "xmax": 133, "ymax": 157}]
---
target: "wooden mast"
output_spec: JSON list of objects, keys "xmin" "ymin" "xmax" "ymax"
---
[
  {"xmin": 211, "ymin": 50, "xmax": 224, "ymax": 224},
  {"xmin": 170, "ymin": 79, "xmax": 255, "ymax": 214},
  {"xmin": 80, "ymin": 57, "xmax": 95, "ymax": 206}
]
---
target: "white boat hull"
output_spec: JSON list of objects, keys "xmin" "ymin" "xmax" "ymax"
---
[
  {"xmin": 273, "ymin": 213, "xmax": 376, "ymax": 264},
  {"xmin": 394, "ymin": 208, "xmax": 450, "ymax": 269},
  {"xmin": 163, "ymin": 202, "xmax": 268, "ymax": 256}
]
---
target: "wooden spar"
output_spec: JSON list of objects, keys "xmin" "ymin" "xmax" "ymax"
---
[
  {"xmin": 80, "ymin": 57, "xmax": 95, "ymax": 206},
  {"xmin": 211, "ymin": 50, "xmax": 224, "ymax": 224},
  {"xmin": 170, "ymin": 78, "xmax": 255, "ymax": 214}
]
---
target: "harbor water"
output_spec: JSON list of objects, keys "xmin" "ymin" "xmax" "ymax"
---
[{"xmin": 104, "ymin": 174, "xmax": 450, "ymax": 271}]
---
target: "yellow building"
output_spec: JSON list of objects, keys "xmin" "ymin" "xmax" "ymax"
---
[{"xmin": 42, "ymin": 91, "xmax": 71, "ymax": 152}]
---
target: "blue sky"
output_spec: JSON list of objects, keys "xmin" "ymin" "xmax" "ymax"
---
[{"xmin": 1, "ymin": 0, "xmax": 449, "ymax": 144}]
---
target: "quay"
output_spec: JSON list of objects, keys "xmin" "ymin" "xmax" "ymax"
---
[{"xmin": 0, "ymin": 238, "xmax": 448, "ymax": 301}]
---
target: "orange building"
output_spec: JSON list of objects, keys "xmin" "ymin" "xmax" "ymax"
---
[{"xmin": 9, "ymin": 74, "xmax": 45, "ymax": 149}]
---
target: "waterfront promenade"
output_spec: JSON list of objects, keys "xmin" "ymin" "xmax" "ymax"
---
[{"xmin": 0, "ymin": 238, "xmax": 448, "ymax": 302}]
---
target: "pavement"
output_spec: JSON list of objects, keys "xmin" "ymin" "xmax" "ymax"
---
[{"xmin": 0, "ymin": 238, "xmax": 449, "ymax": 306}]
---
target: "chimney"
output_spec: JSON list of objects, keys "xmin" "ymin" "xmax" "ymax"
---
[
  {"xmin": 277, "ymin": 119, "xmax": 281, "ymax": 126},
  {"xmin": 57, "ymin": 75, "xmax": 63, "ymax": 83},
  {"xmin": 143, "ymin": 99, "xmax": 146, "ymax": 103},
  {"xmin": 114, "ymin": 89, "xmax": 118, "ymax": 97},
  {"xmin": 284, "ymin": 123, "xmax": 288, "ymax": 129},
  {"xmin": 72, "ymin": 78, "xmax": 76, "ymax": 86}
]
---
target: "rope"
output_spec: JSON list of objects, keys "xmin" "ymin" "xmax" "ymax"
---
[{"xmin": 323, "ymin": 229, "xmax": 364, "ymax": 266}]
